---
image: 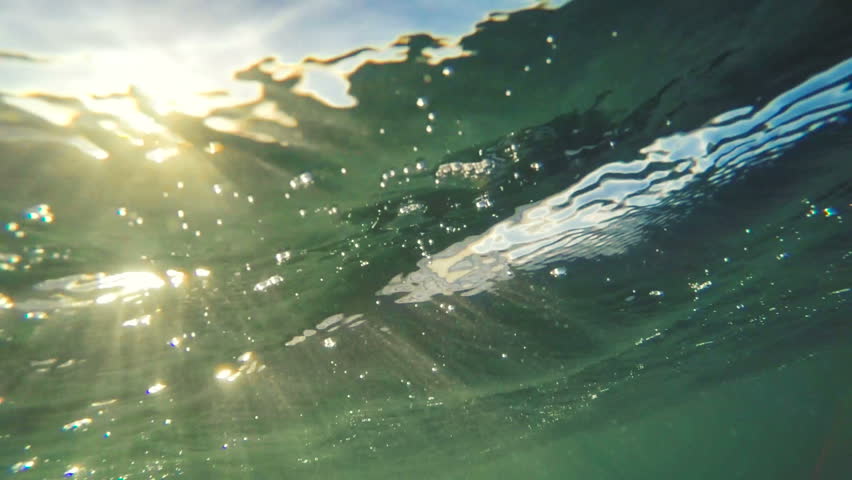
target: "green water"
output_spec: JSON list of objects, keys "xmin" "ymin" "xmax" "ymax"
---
[{"xmin": 1, "ymin": 0, "xmax": 851, "ymax": 478}]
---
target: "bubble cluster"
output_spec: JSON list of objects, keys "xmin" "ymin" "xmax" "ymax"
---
[{"xmin": 289, "ymin": 172, "xmax": 315, "ymax": 190}]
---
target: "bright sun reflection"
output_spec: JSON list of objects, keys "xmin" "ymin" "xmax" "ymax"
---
[
  {"xmin": 12, "ymin": 271, "xmax": 168, "ymax": 310},
  {"xmin": 165, "ymin": 269, "xmax": 186, "ymax": 288}
]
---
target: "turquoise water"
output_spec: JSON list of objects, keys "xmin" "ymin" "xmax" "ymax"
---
[{"xmin": 1, "ymin": 1, "xmax": 851, "ymax": 478}]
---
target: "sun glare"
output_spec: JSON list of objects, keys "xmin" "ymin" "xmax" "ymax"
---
[{"xmin": 78, "ymin": 49, "xmax": 261, "ymax": 117}]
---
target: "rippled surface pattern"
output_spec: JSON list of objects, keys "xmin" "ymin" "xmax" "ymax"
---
[
  {"xmin": 382, "ymin": 57, "xmax": 852, "ymax": 302},
  {"xmin": 1, "ymin": 1, "xmax": 851, "ymax": 479}
]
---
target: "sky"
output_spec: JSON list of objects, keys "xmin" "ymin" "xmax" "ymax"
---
[{"xmin": 0, "ymin": 0, "xmax": 565, "ymax": 113}]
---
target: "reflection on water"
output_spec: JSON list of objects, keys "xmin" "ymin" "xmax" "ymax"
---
[
  {"xmin": 12, "ymin": 271, "xmax": 166, "ymax": 311},
  {"xmin": 1, "ymin": 0, "xmax": 851, "ymax": 479},
  {"xmin": 381, "ymin": 57, "xmax": 852, "ymax": 303}
]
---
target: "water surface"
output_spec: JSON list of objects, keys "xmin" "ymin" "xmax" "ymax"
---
[{"xmin": 1, "ymin": 1, "xmax": 851, "ymax": 478}]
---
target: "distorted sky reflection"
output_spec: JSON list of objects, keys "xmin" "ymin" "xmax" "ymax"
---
[{"xmin": 381, "ymin": 57, "xmax": 852, "ymax": 302}]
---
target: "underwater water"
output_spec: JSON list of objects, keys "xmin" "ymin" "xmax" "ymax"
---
[{"xmin": 1, "ymin": 0, "xmax": 851, "ymax": 478}]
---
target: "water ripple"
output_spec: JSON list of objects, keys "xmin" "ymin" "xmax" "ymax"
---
[{"xmin": 381, "ymin": 57, "xmax": 852, "ymax": 303}]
